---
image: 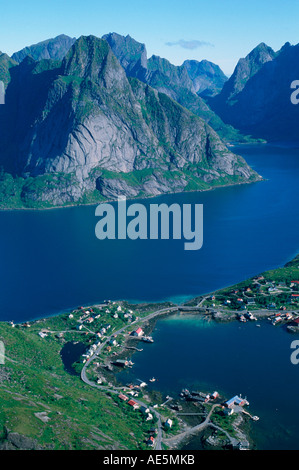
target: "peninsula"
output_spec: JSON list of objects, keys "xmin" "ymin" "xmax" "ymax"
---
[{"xmin": 0, "ymin": 255, "xmax": 298, "ymax": 450}]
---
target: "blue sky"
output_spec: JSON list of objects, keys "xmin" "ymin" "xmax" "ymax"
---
[{"xmin": 1, "ymin": 0, "xmax": 299, "ymax": 75}]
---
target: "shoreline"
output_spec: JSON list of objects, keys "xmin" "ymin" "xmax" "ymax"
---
[
  {"xmin": 0, "ymin": 174, "xmax": 263, "ymax": 213},
  {"xmin": 81, "ymin": 307, "xmax": 256, "ymax": 450},
  {"xmin": 1, "ymin": 254, "xmax": 297, "ymax": 450}
]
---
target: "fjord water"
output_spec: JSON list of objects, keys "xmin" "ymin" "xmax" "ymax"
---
[
  {"xmin": 116, "ymin": 315, "xmax": 299, "ymax": 450},
  {"xmin": 0, "ymin": 144, "xmax": 298, "ymax": 450},
  {"xmin": 0, "ymin": 144, "xmax": 298, "ymax": 322}
]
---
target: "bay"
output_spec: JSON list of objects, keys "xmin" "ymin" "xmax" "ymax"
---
[{"xmin": 116, "ymin": 315, "xmax": 299, "ymax": 450}]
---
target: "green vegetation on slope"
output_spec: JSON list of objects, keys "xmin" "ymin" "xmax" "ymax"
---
[{"xmin": 0, "ymin": 302, "xmax": 170, "ymax": 450}]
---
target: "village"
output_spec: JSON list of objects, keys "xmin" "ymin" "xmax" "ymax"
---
[
  {"xmin": 196, "ymin": 274, "xmax": 299, "ymax": 329},
  {"xmin": 8, "ymin": 257, "xmax": 298, "ymax": 450},
  {"xmin": 17, "ymin": 298, "xmax": 258, "ymax": 450}
]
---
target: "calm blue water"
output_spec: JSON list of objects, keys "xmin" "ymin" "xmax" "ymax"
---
[
  {"xmin": 116, "ymin": 315, "xmax": 299, "ymax": 450},
  {"xmin": 0, "ymin": 144, "xmax": 298, "ymax": 450},
  {"xmin": 0, "ymin": 144, "xmax": 298, "ymax": 322}
]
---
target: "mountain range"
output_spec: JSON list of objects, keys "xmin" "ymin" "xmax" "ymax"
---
[
  {"xmin": 209, "ymin": 42, "xmax": 299, "ymax": 142},
  {"xmin": 0, "ymin": 35, "xmax": 261, "ymax": 208}
]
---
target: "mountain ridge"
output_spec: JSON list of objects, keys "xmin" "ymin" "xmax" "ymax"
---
[
  {"xmin": 209, "ymin": 41, "xmax": 299, "ymax": 142},
  {"xmin": 0, "ymin": 35, "xmax": 261, "ymax": 208}
]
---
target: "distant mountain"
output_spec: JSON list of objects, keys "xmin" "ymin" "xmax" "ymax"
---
[
  {"xmin": 215, "ymin": 43, "xmax": 276, "ymax": 105},
  {"xmin": 102, "ymin": 33, "xmax": 148, "ymax": 78},
  {"xmin": 103, "ymin": 33, "xmax": 246, "ymax": 142},
  {"xmin": 0, "ymin": 35, "xmax": 260, "ymax": 208},
  {"xmin": 210, "ymin": 42, "xmax": 299, "ymax": 142},
  {"xmin": 9, "ymin": 32, "xmax": 250, "ymax": 143},
  {"xmin": 183, "ymin": 59, "xmax": 227, "ymax": 97},
  {"xmin": 11, "ymin": 34, "xmax": 76, "ymax": 63}
]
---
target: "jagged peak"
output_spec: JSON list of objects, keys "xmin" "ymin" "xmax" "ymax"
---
[
  {"xmin": 246, "ymin": 42, "xmax": 276, "ymax": 60},
  {"xmin": 62, "ymin": 35, "xmax": 111, "ymax": 76}
]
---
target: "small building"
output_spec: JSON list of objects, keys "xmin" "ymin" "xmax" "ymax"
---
[
  {"xmin": 140, "ymin": 405, "xmax": 150, "ymax": 414},
  {"xmin": 165, "ymin": 418, "xmax": 173, "ymax": 429},
  {"xmin": 224, "ymin": 407, "xmax": 234, "ymax": 416},
  {"xmin": 225, "ymin": 395, "xmax": 247, "ymax": 409},
  {"xmin": 147, "ymin": 436, "xmax": 155, "ymax": 447},
  {"xmin": 38, "ymin": 332, "xmax": 48, "ymax": 338},
  {"xmin": 131, "ymin": 327, "xmax": 144, "ymax": 337},
  {"xmin": 118, "ymin": 393, "xmax": 128, "ymax": 401},
  {"xmin": 114, "ymin": 359, "xmax": 129, "ymax": 367},
  {"xmin": 128, "ymin": 400, "xmax": 139, "ymax": 410},
  {"xmin": 135, "ymin": 379, "xmax": 147, "ymax": 388}
]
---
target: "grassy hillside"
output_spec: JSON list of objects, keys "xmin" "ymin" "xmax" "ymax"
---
[{"xmin": 0, "ymin": 302, "xmax": 168, "ymax": 450}]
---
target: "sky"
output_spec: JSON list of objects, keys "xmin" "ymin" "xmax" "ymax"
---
[{"xmin": 1, "ymin": 0, "xmax": 299, "ymax": 76}]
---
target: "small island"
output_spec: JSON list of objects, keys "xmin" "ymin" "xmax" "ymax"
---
[{"xmin": 0, "ymin": 255, "xmax": 298, "ymax": 450}]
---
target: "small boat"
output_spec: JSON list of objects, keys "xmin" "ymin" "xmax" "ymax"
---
[
  {"xmin": 252, "ymin": 416, "xmax": 260, "ymax": 421},
  {"xmin": 149, "ymin": 377, "xmax": 156, "ymax": 382}
]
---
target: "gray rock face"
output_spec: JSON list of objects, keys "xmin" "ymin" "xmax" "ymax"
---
[
  {"xmin": 0, "ymin": 35, "xmax": 260, "ymax": 206},
  {"xmin": 183, "ymin": 59, "xmax": 228, "ymax": 97}
]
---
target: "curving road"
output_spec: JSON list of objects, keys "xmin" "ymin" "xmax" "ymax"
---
[{"xmin": 80, "ymin": 305, "xmax": 178, "ymax": 450}]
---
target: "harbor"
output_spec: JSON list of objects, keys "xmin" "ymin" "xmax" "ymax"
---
[{"xmin": 114, "ymin": 312, "xmax": 299, "ymax": 450}]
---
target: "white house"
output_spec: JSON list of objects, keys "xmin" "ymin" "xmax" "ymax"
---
[{"xmin": 165, "ymin": 419, "xmax": 173, "ymax": 429}]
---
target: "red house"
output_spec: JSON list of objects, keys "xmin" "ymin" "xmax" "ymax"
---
[{"xmin": 128, "ymin": 400, "xmax": 139, "ymax": 410}]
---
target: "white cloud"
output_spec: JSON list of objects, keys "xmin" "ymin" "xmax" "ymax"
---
[{"xmin": 165, "ymin": 39, "xmax": 214, "ymax": 50}]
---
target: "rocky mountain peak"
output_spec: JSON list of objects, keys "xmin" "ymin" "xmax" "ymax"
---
[{"xmin": 62, "ymin": 35, "xmax": 127, "ymax": 88}]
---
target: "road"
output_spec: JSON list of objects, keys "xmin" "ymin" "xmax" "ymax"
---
[
  {"xmin": 80, "ymin": 305, "xmax": 178, "ymax": 450},
  {"xmin": 163, "ymin": 404, "xmax": 220, "ymax": 447}
]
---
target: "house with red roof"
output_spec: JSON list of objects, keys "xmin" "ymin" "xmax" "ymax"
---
[
  {"xmin": 131, "ymin": 327, "xmax": 144, "ymax": 337},
  {"xmin": 127, "ymin": 400, "xmax": 139, "ymax": 410}
]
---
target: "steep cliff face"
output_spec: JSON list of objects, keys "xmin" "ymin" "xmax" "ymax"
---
[
  {"xmin": 0, "ymin": 36, "xmax": 260, "ymax": 207},
  {"xmin": 210, "ymin": 42, "xmax": 299, "ymax": 142}
]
